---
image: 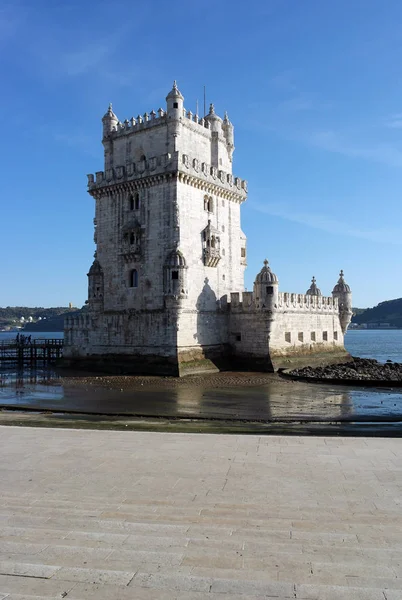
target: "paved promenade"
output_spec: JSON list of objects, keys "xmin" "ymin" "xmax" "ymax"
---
[{"xmin": 0, "ymin": 427, "xmax": 401, "ymax": 599}]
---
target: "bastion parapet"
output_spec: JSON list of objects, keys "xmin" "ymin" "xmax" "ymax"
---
[{"xmin": 64, "ymin": 82, "xmax": 352, "ymax": 375}]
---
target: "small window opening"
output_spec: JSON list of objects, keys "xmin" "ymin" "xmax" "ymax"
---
[
  {"xmin": 323, "ymin": 331, "xmax": 328, "ymax": 342},
  {"xmin": 334, "ymin": 331, "xmax": 338, "ymax": 341},
  {"xmin": 266, "ymin": 286, "xmax": 273, "ymax": 295},
  {"xmin": 135, "ymin": 193, "xmax": 140, "ymax": 210},
  {"xmin": 311, "ymin": 331, "xmax": 316, "ymax": 342},
  {"xmin": 129, "ymin": 269, "xmax": 138, "ymax": 288},
  {"xmin": 222, "ymin": 274, "xmax": 225, "ymax": 280},
  {"xmin": 285, "ymin": 332, "xmax": 291, "ymax": 343},
  {"xmin": 171, "ymin": 271, "xmax": 179, "ymax": 280},
  {"xmin": 222, "ymin": 248, "xmax": 225, "ymax": 256},
  {"xmin": 207, "ymin": 197, "xmax": 213, "ymax": 212},
  {"xmin": 173, "ymin": 102, "xmax": 178, "ymax": 108},
  {"xmin": 140, "ymin": 154, "xmax": 146, "ymax": 161},
  {"xmin": 241, "ymin": 247, "xmax": 246, "ymax": 258},
  {"xmin": 222, "ymin": 225, "xmax": 225, "ymax": 232},
  {"xmin": 236, "ymin": 334, "xmax": 241, "ymax": 342},
  {"xmin": 130, "ymin": 232, "xmax": 135, "ymax": 245},
  {"xmin": 298, "ymin": 332, "xmax": 304, "ymax": 342},
  {"xmin": 211, "ymin": 236, "xmax": 216, "ymax": 248}
]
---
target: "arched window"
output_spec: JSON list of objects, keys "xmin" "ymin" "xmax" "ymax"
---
[
  {"xmin": 135, "ymin": 193, "xmax": 140, "ymax": 210},
  {"xmin": 130, "ymin": 232, "xmax": 135, "ymax": 245},
  {"xmin": 129, "ymin": 195, "xmax": 134, "ymax": 210},
  {"xmin": 204, "ymin": 195, "xmax": 208, "ymax": 211},
  {"xmin": 129, "ymin": 269, "xmax": 138, "ymax": 288},
  {"xmin": 140, "ymin": 154, "xmax": 146, "ymax": 161},
  {"xmin": 207, "ymin": 197, "xmax": 213, "ymax": 212}
]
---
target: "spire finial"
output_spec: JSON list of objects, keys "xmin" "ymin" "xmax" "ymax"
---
[
  {"xmin": 312, "ymin": 276, "xmax": 316, "ymax": 284},
  {"xmin": 263, "ymin": 258, "xmax": 269, "ymax": 267},
  {"xmin": 209, "ymin": 103, "xmax": 215, "ymax": 115},
  {"xmin": 173, "ymin": 80, "xmax": 178, "ymax": 90},
  {"xmin": 224, "ymin": 111, "xmax": 229, "ymax": 121},
  {"xmin": 339, "ymin": 269, "xmax": 344, "ymax": 278}
]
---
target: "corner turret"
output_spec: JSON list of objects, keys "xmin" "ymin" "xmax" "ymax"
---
[
  {"xmin": 102, "ymin": 103, "xmax": 118, "ymax": 138},
  {"xmin": 166, "ymin": 80, "xmax": 184, "ymax": 119},
  {"xmin": 306, "ymin": 276, "xmax": 322, "ymax": 296},
  {"xmin": 253, "ymin": 259, "xmax": 279, "ymax": 310},
  {"xmin": 222, "ymin": 111, "xmax": 234, "ymax": 161},
  {"xmin": 332, "ymin": 270, "xmax": 352, "ymax": 333},
  {"xmin": 87, "ymin": 259, "xmax": 104, "ymax": 312},
  {"xmin": 205, "ymin": 103, "xmax": 223, "ymax": 133}
]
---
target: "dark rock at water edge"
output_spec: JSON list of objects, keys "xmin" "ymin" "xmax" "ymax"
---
[{"xmin": 288, "ymin": 357, "xmax": 402, "ymax": 382}]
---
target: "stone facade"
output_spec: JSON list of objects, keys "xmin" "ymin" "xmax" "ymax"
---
[{"xmin": 64, "ymin": 82, "xmax": 352, "ymax": 375}]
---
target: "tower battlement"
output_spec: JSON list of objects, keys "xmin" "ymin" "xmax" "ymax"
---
[
  {"xmin": 64, "ymin": 82, "xmax": 352, "ymax": 376},
  {"xmin": 229, "ymin": 290, "xmax": 339, "ymax": 313},
  {"xmin": 87, "ymin": 151, "xmax": 247, "ymax": 202}
]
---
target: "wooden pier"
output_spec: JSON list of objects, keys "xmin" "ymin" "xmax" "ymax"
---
[{"xmin": 0, "ymin": 339, "xmax": 63, "ymax": 366}]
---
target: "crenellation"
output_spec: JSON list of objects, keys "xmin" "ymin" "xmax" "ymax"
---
[{"xmin": 65, "ymin": 81, "xmax": 352, "ymax": 375}]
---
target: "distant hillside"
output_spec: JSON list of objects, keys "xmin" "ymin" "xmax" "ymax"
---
[
  {"xmin": 0, "ymin": 307, "xmax": 81, "ymax": 331},
  {"xmin": 23, "ymin": 311, "xmax": 84, "ymax": 331},
  {"xmin": 352, "ymin": 298, "xmax": 402, "ymax": 328}
]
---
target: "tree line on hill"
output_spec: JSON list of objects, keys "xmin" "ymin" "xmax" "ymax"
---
[
  {"xmin": 0, "ymin": 307, "xmax": 83, "ymax": 331},
  {"xmin": 352, "ymin": 298, "xmax": 402, "ymax": 328}
]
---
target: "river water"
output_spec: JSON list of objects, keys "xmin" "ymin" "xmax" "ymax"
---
[{"xmin": 0, "ymin": 330, "xmax": 401, "ymax": 432}]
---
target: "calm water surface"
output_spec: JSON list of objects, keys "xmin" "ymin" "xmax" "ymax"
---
[
  {"xmin": 345, "ymin": 329, "xmax": 402, "ymax": 363},
  {"xmin": 0, "ymin": 330, "xmax": 401, "ymax": 429}
]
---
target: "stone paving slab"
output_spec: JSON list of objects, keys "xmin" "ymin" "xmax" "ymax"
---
[{"xmin": 0, "ymin": 426, "xmax": 402, "ymax": 599}]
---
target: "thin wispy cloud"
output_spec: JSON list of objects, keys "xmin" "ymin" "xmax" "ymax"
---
[
  {"xmin": 385, "ymin": 113, "xmax": 402, "ymax": 129},
  {"xmin": 307, "ymin": 129, "xmax": 402, "ymax": 168},
  {"xmin": 250, "ymin": 200, "xmax": 402, "ymax": 245},
  {"xmin": 61, "ymin": 43, "xmax": 111, "ymax": 76}
]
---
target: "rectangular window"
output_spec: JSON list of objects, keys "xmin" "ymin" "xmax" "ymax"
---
[
  {"xmin": 173, "ymin": 102, "xmax": 178, "ymax": 108},
  {"xmin": 298, "ymin": 332, "xmax": 303, "ymax": 342},
  {"xmin": 285, "ymin": 332, "xmax": 291, "ymax": 343},
  {"xmin": 323, "ymin": 331, "xmax": 328, "ymax": 342},
  {"xmin": 241, "ymin": 247, "xmax": 246, "ymax": 258},
  {"xmin": 311, "ymin": 331, "xmax": 316, "ymax": 342},
  {"xmin": 266, "ymin": 286, "xmax": 273, "ymax": 295},
  {"xmin": 172, "ymin": 271, "xmax": 179, "ymax": 280},
  {"xmin": 236, "ymin": 334, "xmax": 241, "ymax": 342},
  {"xmin": 334, "ymin": 331, "xmax": 338, "ymax": 341}
]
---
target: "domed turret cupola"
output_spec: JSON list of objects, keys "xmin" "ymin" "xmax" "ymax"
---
[
  {"xmin": 253, "ymin": 259, "xmax": 279, "ymax": 310},
  {"xmin": 87, "ymin": 259, "xmax": 104, "ymax": 311},
  {"xmin": 332, "ymin": 270, "xmax": 352, "ymax": 333},
  {"xmin": 205, "ymin": 103, "xmax": 223, "ymax": 133},
  {"xmin": 102, "ymin": 103, "xmax": 118, "ymax": 138},
  {"xmin": 306, "ymin": 276, "xmax": 322, "ymax": 296},
  {"xmin": 166, "ymin": 80, "xmax": 184, "ymax": 119},
  {"xmin": 163, "ymin": 246, "xmax": 188, "ymax": 302}
]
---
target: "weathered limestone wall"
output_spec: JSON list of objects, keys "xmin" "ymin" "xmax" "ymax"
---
[
  {"xmin": 228, "ymin": 292, "xmax": 350, "ymax": 372},
  {"xmin": 64, "ymin": 311, "xmax": 180, "ymax": 375}
]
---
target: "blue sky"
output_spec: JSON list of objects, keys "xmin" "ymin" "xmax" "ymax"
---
[{"xmin": 0, "ymin": 0, "xmax": 401, "ymax": 308}]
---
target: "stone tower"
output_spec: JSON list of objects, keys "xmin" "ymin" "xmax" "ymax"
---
[{"xmin": 64, "ymin": 82, "xmax": 247, "ymax": 375}]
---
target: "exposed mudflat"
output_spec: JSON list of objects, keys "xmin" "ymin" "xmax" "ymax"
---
[{"xmin": 0, "ymin": 368, "xmax": 401, "ymax": 435}]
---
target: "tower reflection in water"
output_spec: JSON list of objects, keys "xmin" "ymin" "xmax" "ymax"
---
[{"xmin": 173, "ymin": 382, "xmax": 352, "ymax": 422}]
